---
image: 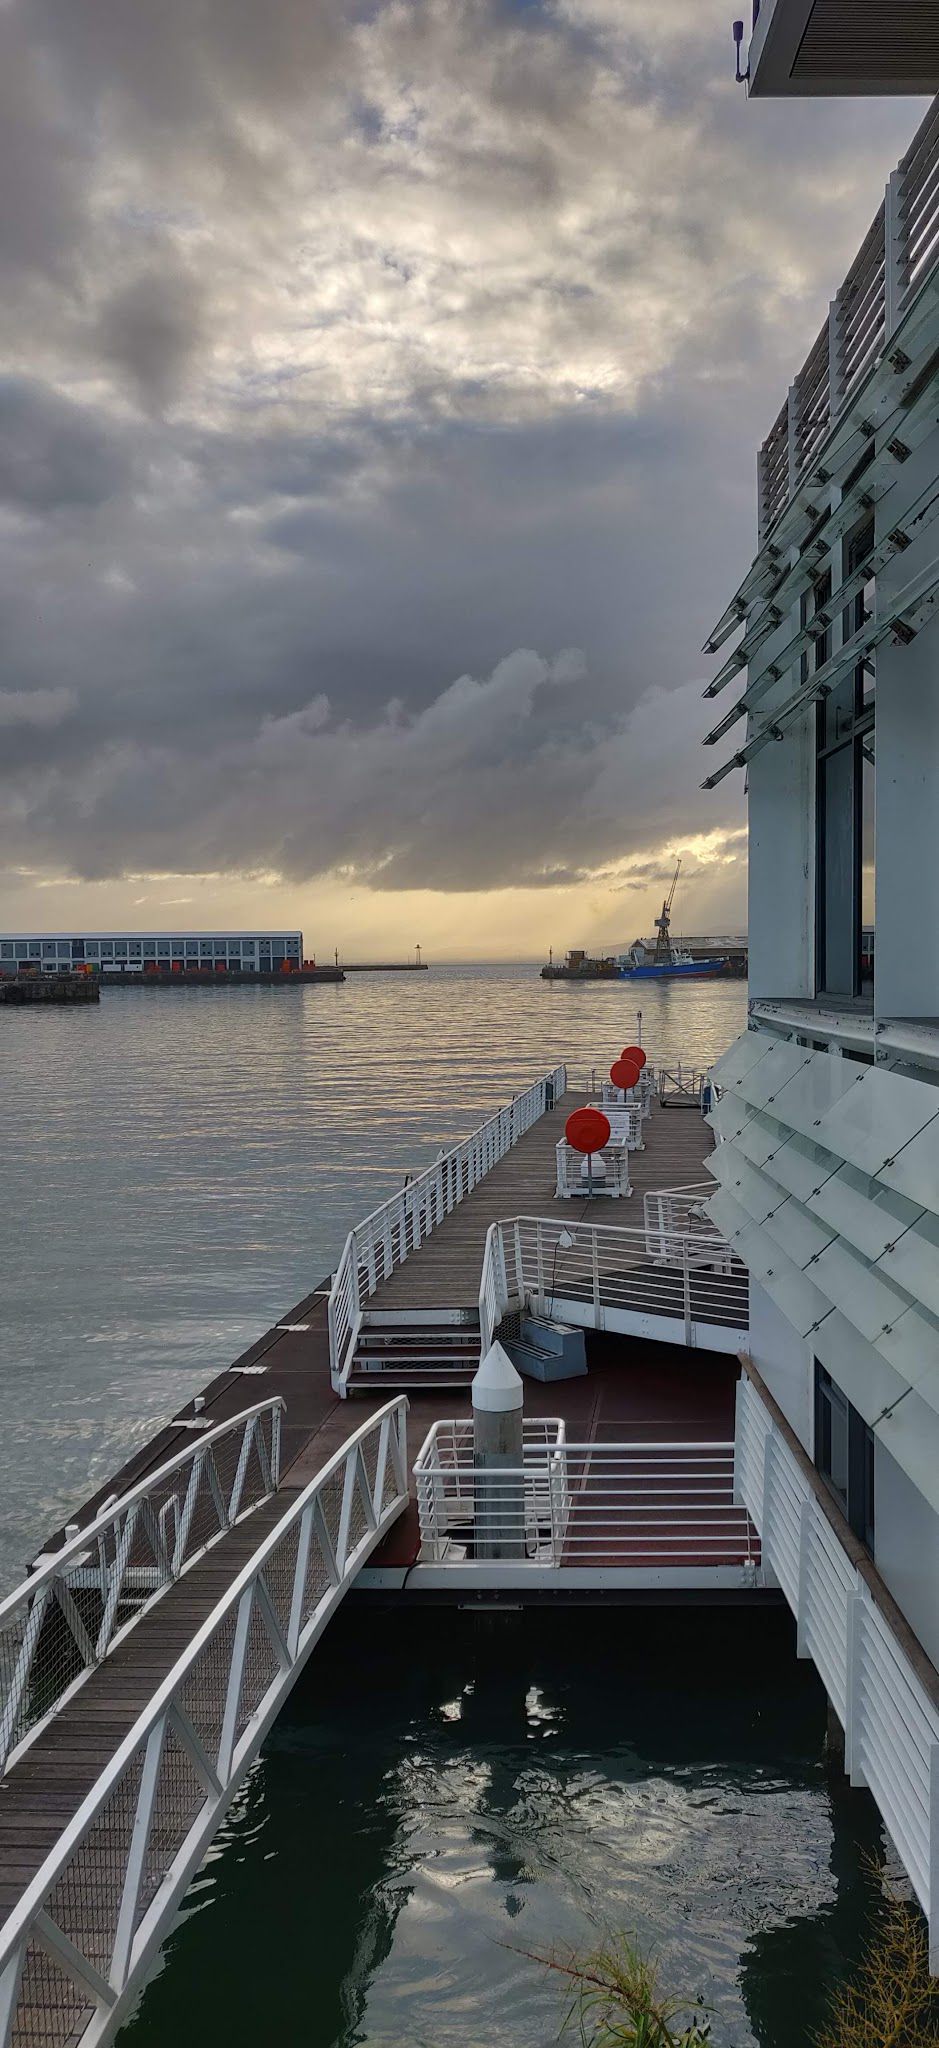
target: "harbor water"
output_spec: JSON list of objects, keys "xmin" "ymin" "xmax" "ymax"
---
[
  {"xmin": 118, "ymin": 1608, "xmax": 883, "ymax": 2048},
  {"xmin": 3, "ymin": 964, "xmax": 891, "ymax": 2045}
]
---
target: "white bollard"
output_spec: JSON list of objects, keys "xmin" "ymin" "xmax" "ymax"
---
[{"xmin": 472, "ymin": 1341, "xmax": 525, "ymax": 1561}]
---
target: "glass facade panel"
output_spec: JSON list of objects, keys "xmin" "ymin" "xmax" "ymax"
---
[
  {"xmin": 815, "ymin": 1362, "xmax": 874, "ymax": 1555},
  {"xmin": 819, "ymin": 746, "xmax": 856, "ymax": 998},
  {"xmin": 861, "ymin": 746, "xmax": 875, "ymax": 932},
  {"xmin": 815, "ymin": 518, "xmax": 876, "ymax": 1002}
]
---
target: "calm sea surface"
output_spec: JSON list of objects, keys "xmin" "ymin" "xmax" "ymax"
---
[{"xmin": 4, "ymin": 967, "xmax": 886, "ymax": 2046}]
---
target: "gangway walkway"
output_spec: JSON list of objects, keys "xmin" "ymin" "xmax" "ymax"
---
[{"xmin": 0, "ymin": 1401, "xmax": 409, "ymax": 2047}]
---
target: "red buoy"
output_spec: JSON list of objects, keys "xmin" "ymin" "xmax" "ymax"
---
[
  {"xmin": 610, "ymin": 1057, "xmax": 640, "ymax": 1092},
  {"xmin": 621, "ymin": 1045, "xmax": 647, "ymax": 1069},
  {"xmin": 565, "ymin": 1106, "xmax": 611, "ymax": 1154}
]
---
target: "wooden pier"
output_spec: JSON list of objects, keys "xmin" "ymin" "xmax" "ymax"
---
[
  {"xmin": 0, "ymin": 1067, "xmax": 756, "ymax": 2045},
  {"xmin": 28, "ymin": 1081, "xmax": 741, "ymax": 1578}
]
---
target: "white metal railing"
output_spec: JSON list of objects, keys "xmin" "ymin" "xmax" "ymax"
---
[
  {"xmin": 414, "ymin": 1429, "xmax": 755, "ymax": 1569},
  {"xmin": 655, "ymin": 1065, "xmax": 711, "ymax": 1109},
  {"xmin": 0, "ymin": 1399, "xmax": 409, "ymax": 2048},
  {"xmin": 758, "ymin": 94, "xmax": 939, "ymax": 539},
  {"xmin": 595, "ymin": 1100, "xmax": 646, "ymax": 1147},
  {"xmin": 555, "ymin": 1140, "xmax": 632, "ymax": 1199},
  {"xmin": 0, "ymin": 1400, "xmax": 283, "ymax": 1780},
  {"xmin": 736, "ymin": 1372, "xmax": 939, "ymax": 1968},
  {"xmin": 642, "ymin": 1186, "xmax": 721, "ymax": 1260},
  {"xmin": 328, "ymin": 1066, "xmax": 566, "ymax": 1393},
  {"xmin": 579, "ymin": 1070, "xmax": 655, "ymax": 1116},
  {"xmin": 413, "ymin": 1418, "xmax": 567, "ymax": 1562},
  {"xmin": 478, "ymin": 1214, "xmax": 748, "ymax": 1353}
]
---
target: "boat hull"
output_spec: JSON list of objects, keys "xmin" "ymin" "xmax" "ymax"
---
[{"xmin": 617, "ymin": 960, "xmax": 725, "ymax": 979}]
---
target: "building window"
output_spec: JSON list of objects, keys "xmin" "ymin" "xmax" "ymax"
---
[
  {"xmin": 815, "ymin": 1362, "xmax": 874, "ymax": 1554},
  {"xmin": 815, "ymin": 520, "xmax": 875, "ymax": 1001}
]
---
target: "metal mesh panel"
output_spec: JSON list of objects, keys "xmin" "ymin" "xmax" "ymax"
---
[
  {"xmin": 377, "ymin": 1437, "xmax": 402, "ymax": 1518},
  {"xmin": 235, "ymin": 1432, "xmax": 268, "ymax": 1518},
  {"xmin": 234, "ymin": 1605, "xmax": 281, "ymax": 1739},
  {"xmin": 314, "ymin": 1471, "xmax": 344, "ymax": 1561},
  {"xmin": 10, "ymin": 1939, "xmax": 94, "ymax": 2048},
  {"xmin": 182, "ymin": 1452, "xmax": 230, "ymax": 1560},
  {"xmin": 343, "ymin": 1470, "xmax": 370, "ymax": 1563},
  {"xmin": 357, "ymin": 1437, "xmax": 380, "ymax": 1517},
  {"xmin": 300, "ymin": 1522, "xmax": 334, "ymax": 1628},
  {"xmin": 45, "ymin": 1757, "xmax": 144, "ymax": 1976},
  {"xmin": 1, "ymin": 1578, "xmax": 102, "ymax": 1763},
  {"xmin": 131, "ymin": 1725, "xmax": 207, "ymax": 1935},
  {"xmin": 259, "ymin": 1526, "xmax": 301, "ymax": 1639},
  {"xmin": 178, "ymin": 1613, "xmax": 238, "ymax": 1764}
]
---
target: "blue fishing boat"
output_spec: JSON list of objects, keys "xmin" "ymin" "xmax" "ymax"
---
[{"xmin": 617, "ymin": 860, "xmax": 726, "ymax": 978}]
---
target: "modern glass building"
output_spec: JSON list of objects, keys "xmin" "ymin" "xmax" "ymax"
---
[{"xmin": 0, "ymin": 932, "xmax": 303, "ymax": 973}]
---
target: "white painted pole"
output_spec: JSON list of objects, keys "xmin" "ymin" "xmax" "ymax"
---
[{"xmin": 472, "ymin": 1342, "xmax": 525, "ymax": 1561}]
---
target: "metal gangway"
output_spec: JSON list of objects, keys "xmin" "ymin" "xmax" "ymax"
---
[{"xmin": 0, "ymin": 1399, "xmax": 409, "ymax": 2048}]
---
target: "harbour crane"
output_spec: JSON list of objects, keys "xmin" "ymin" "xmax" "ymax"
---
[{"xmin": 653, "ymin": 857, "xmax": 682, "ymax": 963}]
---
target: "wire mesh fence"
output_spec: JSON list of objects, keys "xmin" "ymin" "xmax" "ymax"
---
[{"xmin": 0, "ymin": 1401, "xmax": 282, "ymax": 1779}]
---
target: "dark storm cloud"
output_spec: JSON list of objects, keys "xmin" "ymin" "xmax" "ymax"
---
[
  {"xmin": 97, "ymin": 263, "xmax": 207, "ymax": 405},
  {"xmin": 0, "ymin": 379, "xmax": 131, "ymax": 512},
  {"xmin": 0, "ymin": 0, "xmax": 924, "ymax": 897}
]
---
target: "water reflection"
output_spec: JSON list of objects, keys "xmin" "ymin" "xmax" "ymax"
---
[{"xmin": 119, "ymin": 1607, "xmax": 883, "ymax": 2048}]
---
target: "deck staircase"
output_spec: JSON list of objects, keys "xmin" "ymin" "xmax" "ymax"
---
[{"xmin": 347, "ymin": 1309, "xmax": 481, "ymax": 1391}]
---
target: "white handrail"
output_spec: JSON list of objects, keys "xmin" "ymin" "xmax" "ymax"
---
[
  {"xmin": 736, "ymin": 1372, "xmax": 939, "ymax": 1969},
  {"xmin": 414, "ymin": 1433, "xmax": 754, "ymax": 1568},
  {"xmin": 0, "ymin": 1398, "xmax": 409, "ymax": 2048},
  {"xmin": 328, "ymin": 1066, "xmax": 566, "ymax": 1392},
  {"xmin": 0, "ymin": 1399, "xmax": 284, "ymax": 1779},
  {"xmin": 555, "ymin": 1139, "xmax": 633, "ymax": 1199},
  {"xmin": 478, "ymin": 1213, "xmax": 747, "ymax": 1354}
]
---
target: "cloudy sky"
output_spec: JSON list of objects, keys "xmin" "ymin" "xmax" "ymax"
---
[{"xmin": 0, "ymin": 0, "xmax": 922, "ymax": 958}]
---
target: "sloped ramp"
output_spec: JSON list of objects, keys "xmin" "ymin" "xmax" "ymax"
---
[{"xmin": 0, "ymin": 1400, "xmax": 409, "ymax": 2048}]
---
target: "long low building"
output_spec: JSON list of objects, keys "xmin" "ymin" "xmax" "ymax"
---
[{"xmin": 0, "ymin": 931, "xmax": 303, "ymax": 973}]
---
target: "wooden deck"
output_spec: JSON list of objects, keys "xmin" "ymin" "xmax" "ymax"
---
[
  {"xmin": 0, "ymin": 1084, "xmax": 742, "ymax": 1940},
  {"xmin": 365, "ymin": 1089, "xmax": 714, "ymax": 1312}
]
